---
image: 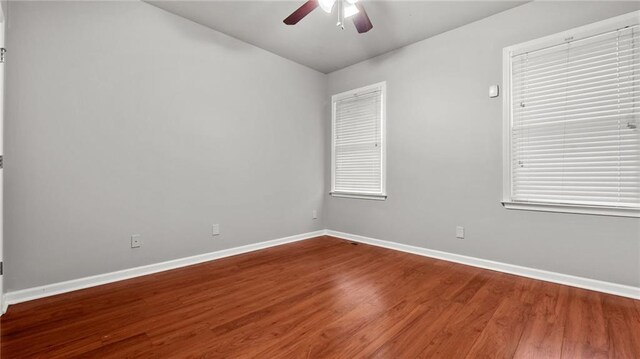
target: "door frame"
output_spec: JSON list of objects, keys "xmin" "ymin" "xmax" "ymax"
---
[{"xmin": 0, "ymin": 1, "xmax": 6, "ymax": 315}]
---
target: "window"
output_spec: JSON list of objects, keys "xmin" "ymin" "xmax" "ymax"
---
[
  {"xmin": 331, "ymin": 82, "xmax": 386, "ymax": 200},
  {"xmin": 502, "ymin": 11, "xmax": 640, "ymax": 217}
]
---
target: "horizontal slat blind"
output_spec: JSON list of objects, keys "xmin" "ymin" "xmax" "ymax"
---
[
  {"xmin": 333, "ymin": 89, "xmax": 383, "ymax": 194},
  {"xmin": 510, "ymin": 25, "xmax": 640, "ymax": 208}
]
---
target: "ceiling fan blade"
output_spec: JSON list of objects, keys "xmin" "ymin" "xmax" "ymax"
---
[
  {"xmin": 283, "ymin": 0, "xmax": 319, "ymax": 25},
  {"xmin": 352, "ymin": 3, "xmax": 373, "ymax": 33}
]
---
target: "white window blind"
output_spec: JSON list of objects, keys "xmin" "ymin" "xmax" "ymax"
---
[
  {"xmin": 504, "ymin": 14, "xmax": 640, "ymax": 216},
  {"xmin": 331, "ymin": 82, "xmax": 386, "ymax": 199}
]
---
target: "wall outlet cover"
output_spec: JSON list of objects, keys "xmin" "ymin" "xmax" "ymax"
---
[
  {"xmin": 212, "ymin": 224, "xmax": 220, "ymax": 236},
  {"xmin": 131, "ymin": 234, "xmax": 141, "ymax": 248},
  {"xmin": 456, "ymin": 226, "xmax": 465, "ymax": 239}
]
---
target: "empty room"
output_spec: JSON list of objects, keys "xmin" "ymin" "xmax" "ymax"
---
[{"xmin": 0, "ymin": 0, "xmax": 638, "ymax": 357}]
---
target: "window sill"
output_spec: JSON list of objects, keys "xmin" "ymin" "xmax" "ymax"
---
[
  {"xmin": 330, "ymin": 192, "xmax": 387, "ymax": 201},
  {"xmin": 502, "ymin": 201, "xmax": 640, "ymax": 218}
]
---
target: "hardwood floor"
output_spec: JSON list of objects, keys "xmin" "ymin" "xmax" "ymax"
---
[{"xmin": 1, "ymin": 236, "xmax": 639, "ymax": 358}]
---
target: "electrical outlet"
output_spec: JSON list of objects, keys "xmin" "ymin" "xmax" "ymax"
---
[
  {"xmin": 212, "ymin": 224, "xmax": 220, "ymax": 236},
  {"xmin": 456, "ymin": 226, "xmax": 465, "ymax": 239},
  {"xmin": 312, "ymin": 210, "xmax": 318, "ymax": 219},
  {"xmin": 131, "ymin": 234, "xmax": 141, "ymax": 248}
]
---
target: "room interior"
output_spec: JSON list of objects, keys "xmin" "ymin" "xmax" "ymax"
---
[{"xmin": 0, "ymin": 0, "xmax": 638, "ymax": 357}]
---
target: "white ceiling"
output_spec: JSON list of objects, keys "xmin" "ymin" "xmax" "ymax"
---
[{"xmin": 148, "ymin": 1, "xmax": 526, "ymax": 73}]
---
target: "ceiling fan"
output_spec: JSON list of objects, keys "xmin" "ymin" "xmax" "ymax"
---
[{"xmin": 283, "ymin": 0, "xmax": 373, "ymax": 34}]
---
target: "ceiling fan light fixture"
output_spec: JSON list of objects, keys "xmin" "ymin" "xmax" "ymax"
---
[
  {"xmin": 344, "ymin": 3, "xmax": 359, "ymax": 18},
  {"xmin": 318, "ymin": 0, "xmax": 336, "ymax": 13},
  {"xmin": 283, "ymin": 0, "xmax": 372, "ymax": 34}
]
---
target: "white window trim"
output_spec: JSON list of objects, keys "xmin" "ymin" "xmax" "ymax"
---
[
  {"xmin": 502, "ymin": 11, "xmax": 640, "ymax": 218},
  {"xmin": 330, "ymin": 81, "xmax": 387, "ymax": 200}
]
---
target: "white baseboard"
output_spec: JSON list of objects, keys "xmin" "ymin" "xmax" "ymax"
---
[
  {"xmin": 325, "ymin": 230, "xmax": 640, "ymax": 300},
  {"xmin": 3, "ymin": 230, "xmax": 326, "ymax": 308},
  {"xmin": 3, "ymin": 228, "xmax": 638, "ymax": 311}
]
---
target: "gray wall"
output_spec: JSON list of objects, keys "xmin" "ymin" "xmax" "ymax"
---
[
  {"xmin": 325, "ymin": 1, "xmax": 640, "ymax": 287},
  {"xmin": 4, "ymin": 1, "xmax": 326, "ymax": 291},
  {"xmin": 5, "ymin": 0, "xmax": 639, "ymax": 292}
]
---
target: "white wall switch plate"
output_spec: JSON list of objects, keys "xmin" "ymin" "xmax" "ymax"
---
[
  {"xmin": 456, "ymin": 226, "xmax": 465, "ymax": 239},
  {"xmin": 489, "ymin": 85, "xmax": 499, "ymax": 98},
  {"xmin": 212, "ymin": 224, "xmax": 220, "ymax": 236},
  {"xmin": 312, "ymin": 210, "xmax": 318, "ymax": 219},
  {"xmin": 131, "ymin": 234, "xmax": 141, "ymax": 248}
]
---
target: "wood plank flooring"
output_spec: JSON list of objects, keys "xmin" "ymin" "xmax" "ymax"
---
[{"xmin": 1, "ymin": 236, "xmax": 639, "ymax": 358}]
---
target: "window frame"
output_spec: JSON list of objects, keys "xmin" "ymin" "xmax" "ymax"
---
[
  {"xmin": 502, "ymin": 11, "xmax": 640, "ymax": 218},
  {"xmin": 331, "ymin": 81, "xmax": 387, "ymax": 200}
]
